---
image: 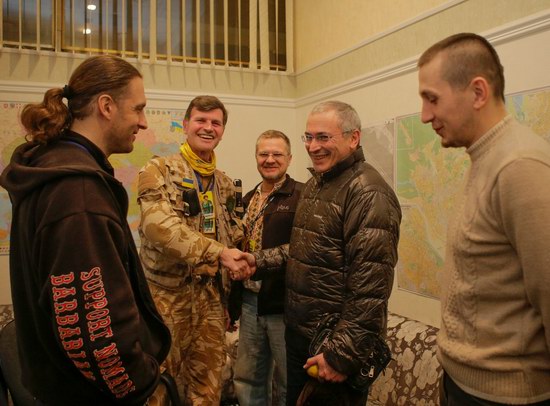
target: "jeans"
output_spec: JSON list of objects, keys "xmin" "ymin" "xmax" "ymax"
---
[
  {"xmin": 234, "ymin": 290, "xmax": 287, "ymax": 406},
  {"xmin": 440, "ymin": 371, "xmax": 550, "ymax": 406}
]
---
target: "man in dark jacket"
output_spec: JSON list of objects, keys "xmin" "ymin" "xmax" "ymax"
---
[
  {"xmin": 0, "ymin": 55, "xmax": 171, "ymax": 405},
  {"xmin": 230, "ymin": 130, "xmax": 302, "ymax": 406},
  {"xmin": 238, "ymin": 101, "xmax": 401, "ymax": 405}
]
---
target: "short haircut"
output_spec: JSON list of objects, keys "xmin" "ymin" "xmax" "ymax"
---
[
  {"xmin": 184, "ymin": 95, "xmax": 228, "ymax": 125},
  {"xmin": 256, "ymin": 129, "xmax": 291, "ymax": 154},
  {"xmin": 21, "ymin": 55, "xmax": 142, "ymax": 143},
  {"xmin": 418, "ymin": 32, "xmax": 505, "ymax": 101},
  {"xmin": 309, "ymin": 101, "xmax": 362, "ymax": 134}
]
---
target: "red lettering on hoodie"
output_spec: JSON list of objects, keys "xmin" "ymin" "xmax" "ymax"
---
[
  {"xmin": 50, "ymin": 270, "xmax": 97, "ymax": 384},
  {"xmin": 84, "ymin": 287, "xmax": 106, "ymax": 301},
  {"xmin": 82, "ymin": 277, "xmax": 103, "ymax": 292},
  {"xmin": 88, "ymin": 317, "xmax": 113, "ymax": 341},
  {"xmin": 102, "ymin": 363, "xmax": 126, "ymax": 380},
  {"xmin": 58, "ymin": 326, "xmax": 81, "ymax": 340},
  {"xmin": 51, "ymin": 272, "xmax": 75, "ymax": 286},
  {"xmin": 112, "ymin": 380, "xmax": 135, "ymax": 398},
  {"xmin": 84, "ymin": 296, "xmax": 107, "ymax": 310},
  {"xmin": 54, "ymin": 298, "xmax": 78, "ymax": 315},
  {"xmin": 90, "ymin": 326, "xmax": 114, "ymax": 342},
  {"xmin": 52, "ymin": 286, "xmax": 76, "ymax": 301},
  {"xmin": 94, "ymin": 343, "xmax": 118, "ymax": 361},
  {"xmin": 97, "ymin": 355, "xmax": 121, "ymax": 369},
  {"xmin": 81, "ymin": 267, "xmax": 101, "ymax": 281},
  {"xmin": 106, "ymin": 373, "xmax": 133, "ymax": 393},
  {"xmin": 56, "ymin": 312, "xmax": 79, "ymax": 326},
  {"xmin": 68, "ymin": 350, "xmax": 86, "ymax": 359},
  {"xmin": 62, "ymin": 338, "xmax": 83, "ymax": 351}
]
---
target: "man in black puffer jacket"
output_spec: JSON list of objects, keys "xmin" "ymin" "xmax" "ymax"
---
[{"xmin": 238, "ymin": 101, "xmax": 401, "ymax": 405}]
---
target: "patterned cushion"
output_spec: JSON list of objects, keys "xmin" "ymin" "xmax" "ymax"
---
[
  {"xmin": 221, "ymin": 327, "xmax": 239, "ymax": 401},
  {"xmin": 368, "ymin": 312, "xmax": 442, "ymax": 405},
  {"xmin": 0, "ymin": 304, "xmax": 14, "ymax": 330},
  {"xmin": 223, "ymin": 313, "xmax": 441, "ymax": 405}
]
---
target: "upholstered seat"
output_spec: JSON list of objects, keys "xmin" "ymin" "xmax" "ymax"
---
[{"xmin": 368, "ymin": 313, "xmax": 441, "ymax": 405}]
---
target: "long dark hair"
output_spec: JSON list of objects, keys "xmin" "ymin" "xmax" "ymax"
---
[{"xmin": 20, "ymin": 55, "xmax": 142, "ymax": 143}]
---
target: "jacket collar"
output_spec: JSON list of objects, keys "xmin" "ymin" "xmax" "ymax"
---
[
  {"xmin": 308, "ymin": 147, "xmax": 365, "ymax": 182},
  {"xmin": 277, "ymin": 174, "xmax": 296, "ymax": 195},
  {"xmin": 252, "ymin": 174, "xmax": 295, "ymax": 197}
]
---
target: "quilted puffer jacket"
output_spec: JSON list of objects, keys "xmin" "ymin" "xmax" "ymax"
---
[{"xmin": 254, "ymin": 147, "xmax": 401, "ymax": 377}]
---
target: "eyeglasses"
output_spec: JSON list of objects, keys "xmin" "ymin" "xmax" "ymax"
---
[
  {"xmin": 256, "ymin": 152, "xmax": 288, "ymax": 160},
  {"xmin": 301, "ymin": 130, "xmax": 353, "ymax": 144}
]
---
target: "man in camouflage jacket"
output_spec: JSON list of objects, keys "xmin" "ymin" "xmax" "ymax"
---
[{"xmin": 138, "ymin": 96, "xmax": 248, "ymax": 405}]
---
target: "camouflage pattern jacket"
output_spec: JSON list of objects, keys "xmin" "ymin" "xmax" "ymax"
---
[{"xmin": 138, "ymin": 152, "xmax": 245, "ymax": 296}]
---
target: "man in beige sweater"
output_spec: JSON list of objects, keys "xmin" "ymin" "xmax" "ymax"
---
[{"xmin": 418, "ymin": 33, "xmax": 550, "ymax": 405}]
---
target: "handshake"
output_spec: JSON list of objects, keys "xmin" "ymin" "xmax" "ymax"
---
[{"xmin": 220, "ymin": 247, "xmax": 257, "ymax": 281}]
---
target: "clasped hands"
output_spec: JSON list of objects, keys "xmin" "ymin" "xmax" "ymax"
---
[{"xmin": 220, "ymin": 248, "xmax": 256, "ymax": 280}]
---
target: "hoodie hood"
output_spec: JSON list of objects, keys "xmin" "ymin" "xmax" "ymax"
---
[{"xmin": 0, "ymin": 132, "xmax": 117, "ymax": 208}]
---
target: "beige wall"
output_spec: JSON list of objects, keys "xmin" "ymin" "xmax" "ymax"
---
[
  {"xmin": 294, "ymin": 0, "xmax": 450, "ymax": 72},
  {"xmin": 294, "ymin": 0, "xmax": 550, "ymax": 99}
]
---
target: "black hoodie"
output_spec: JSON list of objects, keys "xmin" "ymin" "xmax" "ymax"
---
[{"xmin": 0, "ymin": 131, "xmax": 170, "ymax": 406}]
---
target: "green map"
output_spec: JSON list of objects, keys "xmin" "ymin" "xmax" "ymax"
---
[
  {"xmin": 0, "ymin": 105, "xmax": 183, "ymax": 254},
  {"xmin": 397, "ymin": 86, "xmax": 550, "ymax": 298}
]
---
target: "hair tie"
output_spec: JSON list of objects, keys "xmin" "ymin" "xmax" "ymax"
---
[{"xmin": 62, "ymin": 85, "xmax": 74, "ymax": 100}]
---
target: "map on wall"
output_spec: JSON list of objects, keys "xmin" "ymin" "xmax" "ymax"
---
[
  {"xmin": 0, "ymin": 104, "xmax": 185, "ymax": 254},
  {"xmin": 110, "ymin": 108, "xmax": 184, "ymax": 240},
  {"xmin": 396, "ymin": 115, "xmax": 468, "ymax": 298},
  {"xmin": 362, "ymin": 120, "xmax": 395, "ymax": 188},
  {"xmin": 396, "ymin": 86, "xmax": 550, "ymax": 298}
]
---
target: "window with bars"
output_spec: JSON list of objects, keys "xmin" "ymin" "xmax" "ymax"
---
[{"xmin": 1, "ymin": 0, "xmax": 290, "ymax": 71}]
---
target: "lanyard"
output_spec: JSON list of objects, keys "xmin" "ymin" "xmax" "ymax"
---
[
  {"xmin": 246, "ymin": 189, "xmax": 275, "ymax": 236},
  {"xmin": 194, "ymin": 171, "xmax": 214, "ymax": 193}
]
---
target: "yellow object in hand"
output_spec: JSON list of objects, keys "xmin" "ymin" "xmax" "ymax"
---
[{"xmin": 307, "ymin": 364, "xmax": 319, "ymax": 378}]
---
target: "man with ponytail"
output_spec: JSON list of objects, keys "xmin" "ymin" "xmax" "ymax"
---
[
  {"xmin": 137, "ymin": 95, "xmax": 250, "ymax": 405},
  {"xmin": 0, "ymin": 55, "xmax": 172, "ymax": 405}
]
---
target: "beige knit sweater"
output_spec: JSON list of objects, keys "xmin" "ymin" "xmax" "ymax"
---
[{"xmin": 438, "ymin": 116, "xmax": 550, "ymax": 404}]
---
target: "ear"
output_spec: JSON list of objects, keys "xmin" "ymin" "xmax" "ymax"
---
[
  {"xmin": 350, "ymin": 129, "xmax": 361, "ymax": 148},
  {"xmin": 97, "ymin": 94, "xmax": 115, "ymax": 119},
  {"xmin": 471, "ymin": 76, "xmax": 490, "ymax": 110}
]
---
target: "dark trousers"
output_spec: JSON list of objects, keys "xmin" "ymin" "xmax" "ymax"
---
[
  {"xmin": 285, "ymin": 327, "xmax": 311, "ymax": 406},
  {"xmin": 440, "ymin": 371, "xmax": 550, "ymax": 406},
  {"xmin": 285, "ymin": 327, "xmax": 368, "ymax": 406}
]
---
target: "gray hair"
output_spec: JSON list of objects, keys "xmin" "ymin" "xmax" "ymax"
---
[{"xmin": 310, "ymin": 101, "xmax": 362, "ymax": 133}]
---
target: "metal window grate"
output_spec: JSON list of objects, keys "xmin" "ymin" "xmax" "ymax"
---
[{"xmin": 0, "ymin": 0, "xmax": 291, "ymax": 72}]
